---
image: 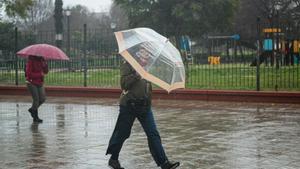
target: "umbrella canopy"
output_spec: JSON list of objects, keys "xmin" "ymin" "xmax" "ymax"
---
[
  {"xmin": 17, "ymin": 44, "xmax": 69, "ymax": 60},
  {"xmin": 115, "ymin": 28, "xmax": 185, "ymax": 93}
]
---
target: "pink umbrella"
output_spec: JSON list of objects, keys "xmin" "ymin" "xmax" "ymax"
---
[{"xmin": 17, "ymin": 44, "xmax": 69, "ymax": 60}]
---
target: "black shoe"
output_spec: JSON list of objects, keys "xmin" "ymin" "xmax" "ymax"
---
[
  {"xmin": 108, "ymin": 158, "xmax": 124, "ymax": 169},
  {"xmin": 30, "ymin": 109, "xmax": 43, "ymax": 123},
  {"xmin": 33, "ymin": 117, "xmax": 43, "ymax": 123},
  {"xmin": 161, "ymin": 160, "xmax": 180, "ymax": 169}
]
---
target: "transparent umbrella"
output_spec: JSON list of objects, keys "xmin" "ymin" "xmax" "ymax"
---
[{"xmin": 115, "ymin": 27, "xmax": 185, "ymax": 93}]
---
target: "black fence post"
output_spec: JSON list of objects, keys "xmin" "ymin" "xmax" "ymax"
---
[
  {"xmin": 14, "ymin": 27, "xmax": 19, "ymax": 86},
  {"xmin": 275, "ymin": 11, "xmax": 280, "ymax": 91},
  {"xmin": 256, "ymin": 17, "xmax": 261, "ymax": 91},
  {"xmin": 83, "ymin": 24, "xmax": 87, "ymax": 87},
  {"xmin": 67, "ymin": 12, "xmax": 71, "ymax": 71}
]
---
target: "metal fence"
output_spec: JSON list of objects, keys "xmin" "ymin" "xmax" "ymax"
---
[{"xmin": 0, "ymin": 25, "xmax": 299, "ymax": 91}]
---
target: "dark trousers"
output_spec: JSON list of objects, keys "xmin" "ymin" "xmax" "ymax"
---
[
  {"xmin": 26, "ymin": 83, "xmax": 46, "ymax": 111},
  {"xmin": 106, "ymin": 105, "xmax": 167, "ymax": 166}
]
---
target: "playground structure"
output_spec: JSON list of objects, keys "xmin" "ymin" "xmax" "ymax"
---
[
  {"xmin": 206, "ymin": 34, "xmax": 247, "ymax": 65},
  {"xmin": 208, "ymin": 55, "xmax": 221, "ymax": 65},
  {"xmin": 179, "ymin": 35, "xmax": 193, "ymax": 64},
  {"xmin": 256, "ymin": 27, "xmax": 300, "ymax": 67},
  {"xmin": 205, "ymin": 26, "xmax": 300, "ymax": 67}
]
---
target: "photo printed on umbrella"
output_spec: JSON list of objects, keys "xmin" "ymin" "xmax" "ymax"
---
[{"xmin": 127, "ymin": 42, "xmax": 156, "ymax": 70}]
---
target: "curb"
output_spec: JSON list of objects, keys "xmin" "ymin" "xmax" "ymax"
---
[{"xmin": 0, "ymin": 86, "xmax": 300, "ymax": 104}]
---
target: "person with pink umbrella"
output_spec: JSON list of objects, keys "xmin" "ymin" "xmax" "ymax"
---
[
  {"xmin": 25, "ymin": 55, "xmax": 49, "ymax": 123},
  {"xmin": 17, "ymin": 44, "xmax": 69, "ymax": 123}
]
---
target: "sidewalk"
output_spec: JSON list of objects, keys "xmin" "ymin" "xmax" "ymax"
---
[{"xmin": 0, "ymin": 95, "xmax": 300, "ymax": 169}]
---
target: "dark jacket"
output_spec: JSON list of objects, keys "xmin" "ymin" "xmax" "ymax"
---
[
  {"xmin": 119, "ymin": 61, "xmax": 152, "ymax": 106},
  {"xmin": 25, "ymin": 57, "xmax": 48, "ymax": 86}
]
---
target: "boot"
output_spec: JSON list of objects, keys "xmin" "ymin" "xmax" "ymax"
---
[
  {"xmin": 108, "ymin": 158, "xmax": 124, "ymax": 169},
  {"xmin": 161, "ymin": 160, "xmax": 180, "ymax": 169},
  {"xmin": 31, "ymin": 109, "xmax": 43, "ymax": 123},
  {"xmin": 28, "ymin": 108, "xmax": 34, "ymax": 118}
]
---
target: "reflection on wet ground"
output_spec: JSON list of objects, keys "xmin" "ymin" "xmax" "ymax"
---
[{"xmin": 0, "ymin": 95, "xmax": 300, "ymax": 169}]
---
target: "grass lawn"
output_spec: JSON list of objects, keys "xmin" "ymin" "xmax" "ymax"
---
[{"xmin": 1, "ymin": 64, "xmax": 299, "ymax": 91}]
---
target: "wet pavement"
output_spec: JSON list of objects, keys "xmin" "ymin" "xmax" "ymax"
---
[{"xmin": 0, "ymin": 95, "xmax": 300, "ymax": 169}]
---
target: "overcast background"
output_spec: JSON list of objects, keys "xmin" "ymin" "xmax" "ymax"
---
[{"xmin": 63, "ymin": 0, "xmax": 112, "ymax": 12}]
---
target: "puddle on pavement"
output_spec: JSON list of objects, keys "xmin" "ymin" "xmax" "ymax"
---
[{"xmin": 0, "ymin": 95, "xmax": 300, "ymax": 169}]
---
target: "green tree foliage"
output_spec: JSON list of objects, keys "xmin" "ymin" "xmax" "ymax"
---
[
  {"xmin": 0, "ymin": 0, "xmax": 33, "ymax": 18},
  {"xmin": 0, "ymin": 22, "xmax": 14, "ymax": 52},
  {"xmin": 113, "ymin": 0, "xmax": 239, "ymax": 37},
  {"xmin": 235, "ymin": 0, "xmax": 300, "ymax": 41},
  {"xmin": 0, "ymin": 22, "xmax": 37, "ymax": 59}
]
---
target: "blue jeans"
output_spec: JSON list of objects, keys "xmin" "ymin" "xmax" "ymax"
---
[{"xmin": 106, "ymin": 105, "xmax": 167, "ymax": 166}]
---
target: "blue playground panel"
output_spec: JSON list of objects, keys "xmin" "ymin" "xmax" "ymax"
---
[{"xmin": 264, "ymin": 39, "xmax": 273, "ymax": 51}]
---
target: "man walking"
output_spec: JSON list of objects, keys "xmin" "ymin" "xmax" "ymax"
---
[{"xmin": 106, "ymin": 51, "xmax": 180, "ymax": 169}]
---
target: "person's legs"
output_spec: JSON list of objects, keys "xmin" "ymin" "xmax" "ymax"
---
[
  {"xmin": 27, "ymin": 83, "xmax": 40, "ymax": 111},
  {"xmin": 106, "ymin": 105, "xmax": 136, "ymax": 160},
  {"xmin": 34, "ymin": 85, "xmax": 45, "ymax": 122},
  {"xmin": 138, "ymin": 108, "xmax": 180, "ymax": 169},
  {"xmin": 26, "ymin": 83, "xmax": 43, "ymax": 123},
  {"xmin": 37, "ymin": 85, "xmax": 46, "ymax": 107},
  {"xmin": 137, "ymin": 108, "xmax": 167, "ymax": 166}
]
